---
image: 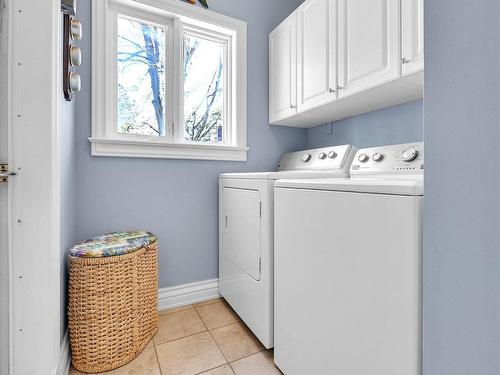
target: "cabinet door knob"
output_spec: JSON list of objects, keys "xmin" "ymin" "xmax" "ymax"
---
[
  {"xmin": 329, "ymin": 88, "xmax": 335, "ymax": 93},
  {"xmin": 336, "ymin": 85, "xmax": 344, "ymax": 91},
  {"xmin": 290, "ymin": 104, "xmax": 296, "ymax": 109},
  {"xmin": 402, "ymin": 57, "xmax": 410, "ymax": 64}
]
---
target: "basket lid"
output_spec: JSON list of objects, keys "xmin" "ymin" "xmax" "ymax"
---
[{"xmin": 69, "ymin": 231, "xmax": 157, "ymax": 258}]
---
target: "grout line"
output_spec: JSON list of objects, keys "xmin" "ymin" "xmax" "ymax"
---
[
  {"xmin": 154, "ymin": 329, "xmax": 210, "ymax": 348},
  {"xmin": 208, "ymin": 322, "xmax": 269, "ymax": 366},
  {"xmin": 195, "ymin": 304, "xmax": 234, "ymax": 373},
  {"xmin": 192, "ymin": 297, "xmax": 222, "ymax": 308},
  {"xmin": 153, "ymin": 341, "xmax": 163, "ymax": 375},
  {"xmin": 193, "ymin": 303, "xmax": 210, "ymax": 331},
  {"xmin": 208, "ymin": 329, "xmax": 230, "ymax": 364},
  {"xmin": 192, "ymin": 364, "xmax": 234, "ymax": 375},
  {"xmin": 193, "ymin": 301, "xmax": 241, "ymax": 331},
  {"xmin": 226, "ymin": 347, "xmax": 268, "ymax": 366},
  {"xmin": 158, "ymin": 303, "xmax": 194, "ymax": 316}
]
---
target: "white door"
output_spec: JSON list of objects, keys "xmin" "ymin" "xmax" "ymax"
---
[
  {"xmin": 1, "ymin": 1, "xmax": 62, "ymax": 373},
  {"xmin": 337, "ymin": 0, "xmax": 400, "ymax": 98},
  {"xmin": 269, "ymin": 13, "xmax": 297, "ymax": 123},
  {"xmin": 402, "ymin": 0, "xmax": 424, "ymax": 76},
  {"xmin": 296, "ymin": 0, "xmax": 337, "ymax": 112},
  {"xmin": 221, "ymin": 188, "xmax": 261, "ymax": 281},
  {"xmin": 0, "ymin": 1, "xmax": 10, "ymax": 373}
]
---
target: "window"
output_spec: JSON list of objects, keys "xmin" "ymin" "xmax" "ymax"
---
[
  {"xmin": 117, "ymin": 16, "xmax": 167, "ymax": 137},
  {"xmin": 91, "ymin": 0, "xmax": 247, "ymax": 160},
  {"xmin": 183, "ymin": 31, "xmax": 225, "ymax": 143}
]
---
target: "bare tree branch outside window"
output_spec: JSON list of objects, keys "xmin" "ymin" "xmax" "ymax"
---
[{"xmin": 117, "ymin": 17, "xmax": 224, "ymax": 143}]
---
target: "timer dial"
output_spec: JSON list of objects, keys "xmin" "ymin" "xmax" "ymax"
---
[{"xmin": 402, "ymin": 147, "xmax": 418, "ymax": 162}]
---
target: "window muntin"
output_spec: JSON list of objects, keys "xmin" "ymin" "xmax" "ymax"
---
[
  {"xmin": 183, "ymin": 32, "xmax": 225, "ymax": 144},
  {"xmin": 117, "ymin": 15, "xmax": 167, "ymax": 137}
]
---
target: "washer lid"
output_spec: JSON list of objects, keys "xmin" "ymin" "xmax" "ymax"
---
[
  {"xmin": 275, "ymin": 177, "xmax": 423, "ymax": 196},
  {"xmin": 220, "ymin": 170, "xmax": 350, "ymax": 180}
]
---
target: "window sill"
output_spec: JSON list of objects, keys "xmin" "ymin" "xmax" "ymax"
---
[{"xmin": 89, "ymin": 137, "xmax": 249, "ymax": 161}]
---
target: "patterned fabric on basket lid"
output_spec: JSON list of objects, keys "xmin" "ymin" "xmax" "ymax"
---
[{"xmin": 70, "ymin": 230, "xmax": 157, "ymax": 258}]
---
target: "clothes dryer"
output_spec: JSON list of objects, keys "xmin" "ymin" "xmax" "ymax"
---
[{"xmin": 219, "ymin": 145, "xmax": 357, "ymax": 348}]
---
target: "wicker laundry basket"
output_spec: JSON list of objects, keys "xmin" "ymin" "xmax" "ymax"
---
[{"xmin": 68, "ymin": 231, "xmax": 159, "ymax": 373}]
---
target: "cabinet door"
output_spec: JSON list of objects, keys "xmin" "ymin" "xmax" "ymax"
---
[
  {"xmin": 402, "ymin": 0, "xmax": 424, "ymax": 75},
  {"xmin": 269, "ymin": 13, "xmax": 297, "ymax": 123},
  {"xmin": 296, "ymin": 0, "xmax": 337, "ymax": 112},
  {"xmin": 338, "ymin": 0, "xmax": 400, "ymax": 98}
]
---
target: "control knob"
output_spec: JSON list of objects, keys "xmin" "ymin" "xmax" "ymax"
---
[
  {"xmin": 372, "ymin": 152, "xmax": 384, "ymax": 162},
  {"xmin": 401, "ymin": 147, "xmax": 418, "ymax": 162},
  {"xmin": 318, "ymin": 152, "xmax": 327, "ymax": 160},
  {"xmin": 302, "ymin": 153, "xmax": 312, "ymax": 162},
  {"xmin": 358, "ymin": 153, "xmax": 369, "ymax": 163},
  {"xmin": 328, "ymin": 151, "xmax": 337, "ymax": 159}
]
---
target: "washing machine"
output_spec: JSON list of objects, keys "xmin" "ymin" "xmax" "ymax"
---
[
  {"xmin": 274, "ymin": 142, "xmax": 423, "ymax": 374},
  {"xmin": 219, "ymin": 145, "xmax": 357, "ymax": 349}
]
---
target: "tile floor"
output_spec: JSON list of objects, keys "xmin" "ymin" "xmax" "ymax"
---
[{"xmin": 69, "ymin": 298, "xmax": 282, "ymax": 375}]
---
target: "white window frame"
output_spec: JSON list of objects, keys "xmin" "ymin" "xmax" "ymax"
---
[{"xmin": 91, "ymin": 0, "xmax": 248, "ymax": 161}]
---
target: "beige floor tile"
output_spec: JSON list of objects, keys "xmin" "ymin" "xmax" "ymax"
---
[
  {"xmin": 230, "ymin": 351, "xmax": 282, "ymax": 375},
  {"xmin": 74, "ymin": 347, "xmax": 160, "ymax": 375},
  {"xmin": 193, "ymin": 298, "xmax": 223, "ymax": 308},
  {"xmin": 154, "ymin": 307, "xmax": 206, "ymax": 345},
  {"xmin": 195, "ymin": 301, "xmax": 240, "ymax": 329},
  {"xmin": 156, "ymin": 331, "xmax": 226, "ymax": 375},
  {"xmin": 210, "ymin": 322, "xmax": 264, "ymax": 362},
  {"xmin": 159, "ymin": 304, "xmax": 193, "ymax": 316},
  {"xmin": 199, "ymin": 364, "xmax": 234, "ymax": 374}
]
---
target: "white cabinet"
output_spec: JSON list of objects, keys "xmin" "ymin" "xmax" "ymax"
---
[
  {"xmin": 269, "ymin": 0, "xmax": 424, "ymax": 128},
  {"xmin": 402, "ymin": 0, "xmax": 424, "ymax": 76},
  {"xmin": 296, "ymin": 0, "xmax": 337, "ymax": 112},
  {"xmin": 269, "ymin": 13, "xmax": 297, "ymax": 123},
  {"xmin": 337, "ymin": 0, "xmax": 400, "ymax": 98}
]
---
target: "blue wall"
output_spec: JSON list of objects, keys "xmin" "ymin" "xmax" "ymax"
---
[
  {"xmin": 75, "ymin": 0, "xmax": 307, "ymax": 288},
  {"xmin": 307, "ymin": 100, "xmax": 423, "ymax": 149},
  {"xmin": 423, "ymin": 1, "xmax": 500, "ymax": 374}
]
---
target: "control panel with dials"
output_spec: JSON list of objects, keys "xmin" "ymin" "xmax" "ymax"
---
[
  {"xmin": 277, "ymin": 145, "xmax": 357, "ymax": 171},
  {"xmin": 350, "ymin": 142, "xmax": 424, "ymax": 175}
]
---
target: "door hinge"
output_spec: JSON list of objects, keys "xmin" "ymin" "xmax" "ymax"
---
[
  {"xmin": 0, "ymin": 164, "xmax": 17, "ymax": 183},
  {"xmin": 259, "ymin": 258, "xmax": 262, "ymax": 273},
  {"xmin": 259, "ymin": 202, "xmax": 262, "ymax": 218}
]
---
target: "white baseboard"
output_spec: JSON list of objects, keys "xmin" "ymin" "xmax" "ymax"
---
[
  {"xmin": 55, "ymin": 329, "xmax": 70, "ymax": 375},
  {"xmin": 158, "ymin": 278, "xmax": 220, "ymax": 311}
]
